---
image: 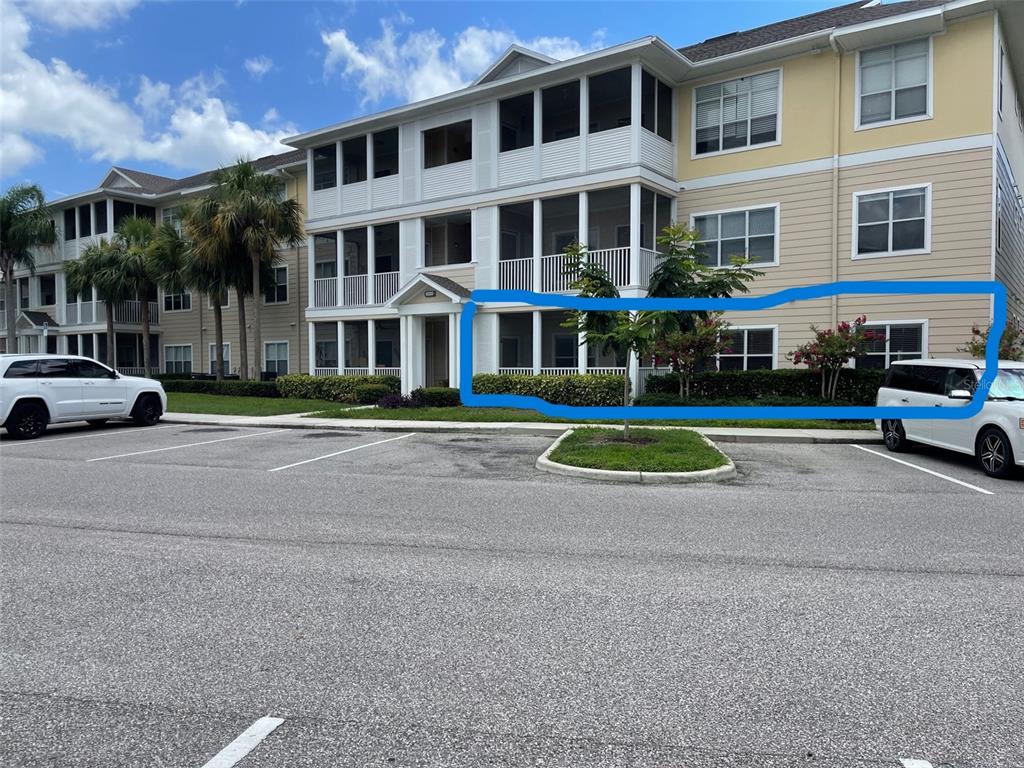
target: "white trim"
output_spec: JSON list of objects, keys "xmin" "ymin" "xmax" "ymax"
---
[
  {"xmin": 718, "ymin": 324, "xmax": 779, "ymax": 370},
  {"xmin": 690, "ymin": 67, "xmax": 783, "ymax": 160},
  {"xmin": 688, "ymin": 202, "xmax": 781, "ymax": 268},
  {"xmin": 851, "ymin": 183, "xmax": 931, "ymax": 260},
  {"xmin": 854, "ymin": 318, "xmax": 930, "ymax": 368},
  {"xmin": 262, "ymin": 339, "xmax": 290, "ymax": 375},
  {"xmin": 262, "ymin": 264, "xmax": 289, "ymax": 305},
  {"xmin": 161, "ymin": 289, "xmax": 193, "ymax": 313},
  {"xmin": 854, "ymin": 36, "xmax": 933, "ymax": 131},
  {"xmin": 163, "ymin": 343, "xmax": 193, "ymax": 375},
  {"xmin": 208, "ymin": 342, "xmax": 231, "ymax": 376}
]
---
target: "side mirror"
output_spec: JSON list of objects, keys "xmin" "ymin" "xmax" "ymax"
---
[
  {"xmin": 948, "ymin": 389, "xmax": 972, "ymax": 400},
  {"xmin": 109, "ymin": 370, "xmax": 119, "ymax": 379}
]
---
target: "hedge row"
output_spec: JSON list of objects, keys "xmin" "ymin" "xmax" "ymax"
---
[
  {"xmin": 159, "ymin": 378, "xmax": 280, "ymax": 397},
  {"xmin": 643, "ymin": 369, "xmax": 885, "ymax": 405},
  {"xmin": 635, "ymin": 393, "xmax": 855, "ymax": 407},
  {"xmin": 472, "ymin": 373, "xmax": 627, "ymax": 407},
  {"xmin": 276, "ymin": 374, "xmax": 401, "ymax": 403}
]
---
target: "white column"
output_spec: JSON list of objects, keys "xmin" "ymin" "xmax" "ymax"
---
[
  {"xmin": 532, "ymin": 310, "xmax": 542, "ymax": 375},
  {"xmin": 578, "ymin": 332, "xmax": 587, "ymax": 374},
  {"xmin": 448, "ymin": 312, "xmax": 458, "ymax": 387},
  {"xmin": 366, "ymin": 133, "xmax": 374, "ymax": 208},
  {"xmin": 367, "ymin": 224, "xmax": 376, "ymax": 305},
  {"xmin": 368, "ymin": 319, "xmax": 377, "ymax": 374},
  {"xmin": 55, "ymin": 272, "xmax": 66, "ymax": 324},
  {"xmin": 336, "ymin": 320, "xmax": 345, "ymax": 374},
  {"xmin": 630, "ymin": 62, "xmax": 642, "ymax": 164},
  {"xmin": 106, "ymin": 199, "xmax": 113, "ymax": 237},
  {"xmin": 578, "ymin": 190, "xmax": 589, "ymax": 249},
  {"xmin": 335, "ymin": 139, "xmax": 343, "ymax": 196},
  {"xmin": 307, "ymin": 322, "xmax": 315, "ymax": 374},
  {"xmin": 532, "ymin": 198, "xmax": 542, "ymax": 292},
  {"xmin": 336, "ymin": 230, "xmax": 345, "ymax": 306},
  {"xmin": 400, "ymin": 315, "xmax": 410, "ymax": 394},
  {"xmin": 629, "ymin": 182, "xmax": 641, "ymax": 286},
  {"xmin": 306, "ymin": 236, "xmax": 315, "ymax": 309},
  {"xmin": 306, "ymin": 148, "xmax": 314, "ymax": 205},
  {"xmin": 532, "ymin": 88, "xmax": 542, "ymax": 179},
  {"xmin": 578, "ymin": 75, "xmax": 588, "ymax": 170},
  {"xmin": 628, "ymin": 340, "xmax": 640, "ymax": 400}
]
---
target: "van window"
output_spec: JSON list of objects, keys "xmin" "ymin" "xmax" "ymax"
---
[
  {"xmin": 943, "ymin": 368, "xmax": 977, "ymax": 396},
  {"xmin": 75, "ymin": 360, "xmax": 113, "ymax": 378},
  {"xmin": 884, "ymin": 364, "xmax": 945, "ymax": 394},
  {"xmin": 3, "ymin": 360, "xmax": 38, "ymax": 378}
]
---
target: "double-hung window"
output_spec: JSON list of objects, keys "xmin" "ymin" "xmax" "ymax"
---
[
  {"xmin": 209, "ymin": 343, "xmax": 230, "ymax": 376},
  {"xmin": 858, "ymin": 38, "xmax": 929, "ymax": 127},
  {"xmin": 859, "ymin": 322, "xmax": 924, "ymax": 369},
  {"xmin": 263, "ymin": 266, "xmax": 288, "ymax": 304},
  {"xmin": 693, "ymin": 205, "xmax": 778, "ymax": 266},
  {"xmin": 264, "ymin": 341, "xmax": 289, "ymax": 375},
  {"xmin": 164, "ymin": 345, "xmax": 192, "ymax": 374},
  {"xmin": 854, "ymin": 185, "xmax": 929, "ymax": 257},
  {"xmin": 694, "ymin": 70, "xmax": 780, "ymax": 156},
  {"xmin": 719, "ymin": 328, "xmax": 775, "ymax": 371},
  {"xmin": 163, "ymin": 291, "xmax": 191, "ymax": 312}
]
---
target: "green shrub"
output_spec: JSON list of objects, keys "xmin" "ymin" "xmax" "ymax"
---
[
  {"xmin": 472, "ymin": 373, "xmax": 627, "ymax": 407},
  {"xmin": 159, "ymin": 379, "xmax": 280, "ymax": 397},
  {"xmin": 642, "ymin": 368, "xmax": 884, "ymax": 405},
  {"xmin": 634, "ymin": 393, "xmax": 843, "ymax": 407},
  {"xmin": 276, "ymin": 374, "xmax": 401, "ymax": 403},
  {"xmin": 412, "ymin": 387, "xmax": 461, "ymax": 407},
  {"xmin": 354, "ymin": 383, "xmax": 393, "ymax": 405}
]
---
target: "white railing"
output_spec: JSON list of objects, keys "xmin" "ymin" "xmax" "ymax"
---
[
  {"xmin": 118, "ymin": 367, "xmax": 146, "ymax": 376},
  {"xmin": 588, "ymin": 247, "xmax": 630, "ymax": 287},
  {"xmin": 113, "ymin": 300, "xmax": 160, "ymax": 325},
  {"xmin": 539, "ymin": 367, "xmax": 579, "ymax": 376},
  {"xmin": 498, "ymin": 367, "xmax": 533, "ymax": 374},
  {"xmin": 313, "ymin": 367, "xmax": 339, "ymax": 376},
  {"xmin": 588, "ymin": 367, "xmax": 627, "ymax": 375},
  {"xmin": 540, "ymin": 254, "xmax": 574, "ymax": 293},
  {"xmin": 0, "ymin": 315, "xmax": 6, "ymax": 330},
  {"xmin": 539, "ymin": 247, "xmax": 633, "ymax": 292},
  {"xmin": 314, "ymin": 277, "xmax": 337, "ymax": 308},
  {"xmin": 342, "ymin": 367, "xmax": 370, "ymax": 376},
  {"xmin": 375, "ymin": 366, "xmax": 401, "ymax": 376},
  {"xmin": 638, "ymin": 247, "xmax": 660, "ymax": 288},
  {"xmin": 64, "ymin": 301, "xmax": 98, "ymax": 325},
  {"xmin": 342, "ymin": 274, "xmax": 367, "ymax": 306},
  {"xmin": 374, "ymin": 271, "xmax": 400, "ymax": 304},
  {"xmin": 637, "ymin": 366, "xmax": 670, "ymax": 396},
  {"xmin": 65, "ymin": 303, "xmax": 78, "ymax": 325},
  {"xmin": 499, "ymin": 257, "xmax": 533, "ymax": 291}
]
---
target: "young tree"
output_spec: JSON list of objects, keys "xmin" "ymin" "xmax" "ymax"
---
[
  {"xmin": 958, "ymin": 323, "xmax": 1024, "ymax": 361},
  {"xmin": 654, "ymin": 313, "xmax": 733, "ymax": 398},
  {"xmin": 1, "ymin": 184, "xmax": 55, "ymax": 352},
  {"xmin": 113, "ymin": 217, "xmax": 158, "ymax": 375},
  {"xmin": 788, "ymin": 316, "xmax": 882, "ymax": 400},
  {"xmin": 64, "ymin": 240, "xmax": 130, "ymax": 368}
]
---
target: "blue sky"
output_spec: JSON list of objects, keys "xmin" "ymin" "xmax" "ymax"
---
[{"xmin": 1, "ymin": 0, "xmax": 841, "ymax": 199}]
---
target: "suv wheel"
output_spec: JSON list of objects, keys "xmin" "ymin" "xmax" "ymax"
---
[
  {"xmin": 5, "ymin": 401, "xmax": 48, "ymax": 440},
  {"xmin": 131, "ymin": 394, "xmax": 162, "ymax": 426},
  {"xmin": 882, "ymin": 419, "xmax": 910, "ymax": 452},
  {"xmin": 977, "ymin": 427, "xmax": 1015, "ymax": 479}
]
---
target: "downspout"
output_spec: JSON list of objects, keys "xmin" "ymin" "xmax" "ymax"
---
[{"xmin": 829, "ymin": 35, "xmax": 843, "ymax": 328}]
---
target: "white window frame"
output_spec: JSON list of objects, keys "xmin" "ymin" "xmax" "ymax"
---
[
  {"xmin": 208, "ymin": 342, "xmax": 231, "ymax": 376},
  {"xmin": 855, "ymin": 319, "xmax": 929, "ymax": 369},
  {"xmin": 851, "ymin": 183, "xmax": 931, "ymax": 260},
  {"xmin": 717, "ymin": 325, "xmax": 778, "ymax": 371},
  {"xmin": 163, "ymin": 343, "xmax": 193, "ymax": 375},
  {"xmin": 690, "ymin": 67, "xmax": 783, "ymax": 159},
  {"xmin": 162, "ymin": 290, "xmax": 192, "ymax": 313},
  {"xmin": 263, "ymin": 340, "xmax": 289, "ymax": 375},
  {"xmin": 689, "ymin": 203, "xmax": 781, "ymax": 268},
  {"xmin": 262, "ymin": 265, "xmax": 289, "ymax": 305},
  {"xmin": 854, "ymin": 37, "xmax": 933, "ymax": 131}
]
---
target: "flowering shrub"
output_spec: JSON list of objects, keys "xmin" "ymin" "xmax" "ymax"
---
[
  {"xmin": 377, "ymin": 392, "xmax": 413, "ymax": 409},
  {"xmin": 788, "ymin": 316, "xmax": 883, "ymax": 400},
  {"xmin": 653, "ymin": 313, "xmax": 732, "ymax": 398},
  {"xmin": 958, "ymin": 323, "xmax": 1024, "ymax": 361}
]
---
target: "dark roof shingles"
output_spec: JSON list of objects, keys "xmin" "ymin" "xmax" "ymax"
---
[
  {"xmin": 108, "ymin": 149, "xmax": 305, "ymax": 197},
  {"xmin": 421, "ymin": 273, "xmax": 472, "ymax": 298}
]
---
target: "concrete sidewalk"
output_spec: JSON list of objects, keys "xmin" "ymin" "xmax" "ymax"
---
[{"xmin": 163, "ymin": 411, "xmax": 883, "ymax": 444}]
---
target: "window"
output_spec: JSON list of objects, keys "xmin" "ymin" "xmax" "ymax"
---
[
  {"xmin": 164, "ymin": 345, "xmax": 192, "ymax": 375},
  {"xmin": 342, "ymin": 136, "xmax": 367, "ymax": 184},
  {"xmin": 854, "ymin": 186, "xmax": 928, "ymax": 257},
  {"xmin": 263, "ymin": 266, "xmax": 288, "ymax": 304},
  {"xmin": 858, "ymin": 38, "xmax": 929, "ymax": 127},
  {"xmin": 553, "ymin": 335, "xmax": 577, "ymax": 367},
  {"xmin": 423, "ymin": 120, "xmax": 472, "ymax": 168},
  {"xmin": 264, "ymin": 341, "xmax": 289, "ymax": 375},
  {"xmin": 94, "ymin": 201, "xmax": 107, "ymax": 234},
  {"xmin": 542, "ymin": 80, "xmax": 580, "ymax": 143},
  {"xmin": 314, "ymin": 232, "xmax": 338, "ymax": 279},
  {"xmin": 39, "ymin": 274, "xmax": 56, "ymax": 305},
  {"xmin": 38, "ymin": 358, "xmax": 75, "ymax": 377},
  {"xmin": 860, "ymin": 323, "xmax": 924, "ymax": 369},
  {"xmin": 719, "ymin": 328, "xmax": 775, "ymax": 371},
  {"xmin": 693, "ymin": 206, "xmax": 778, "ymax": 266},
  {"xmin": 883, "ymin": 363, "xmax": 944, "ymax": 393},
  {"xmin": 4, "ymin": 360, "xmax": 38, "ymax": 378},
  {"xmin": 500, "ymin": 337, "xmax": 521, "ymax": 368},
  {"xmin": 313, "ymin": 143, "xmax": 337, "ymax": 190},
  {"xmin": 19, "ymin": 279, "xmax": 29, "ymax": 309},
  {"xmin": 112, "ymin": 200, "xmax": 134, "ymax": 229},
  {"xmin": 63, "ymin": 208, "xmax": 76, "ymax": 241},
  {"xmin": 162, "ymin": 206, "xmax": 182, "ymax": 231},
  {"xmin": 163, "ymin": 291, "xmax": 191, "ymax": 312},
  {"xmin": 499, "ymin": 93, "xmax": 534, "ymax": 152},
  {"xmin": 589, "ymin": 67, "xmax": 631, "ymax": 134},
  {"xmin": 78, "ymin": 205, "xmax": 91, "ymax": 238},
  {"xmin": 424, "ymin": 212, "xmax": 471, "ymax": 266},
  {"xmin": 641, "ymin": 70, "xmax": 673, "ymax": 141},
  {"xmin": 208, "ymin": 343, "xmax": 230, "ymax": 376},
  {"xmin": 373, "ymin": 128, "xmax": 399, "ymax": 178},
  {"xmin": 694, "ymin": 70, "xmax": 779, "ymax": 155},
  {"xmin": 75, "ymin": 359, "xmax": 114, "ymax": 378}
]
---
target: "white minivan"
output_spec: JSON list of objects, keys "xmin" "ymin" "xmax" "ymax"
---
[
  {"xmin": 876, "ymin": 358, "xmax": 1024, "ymax": 478},
  {"xmin": 0, "ymin": 354, "xmax": 167, "ymax": 440}
]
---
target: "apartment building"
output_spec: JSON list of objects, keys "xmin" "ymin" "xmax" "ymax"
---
[
  {"xmin": 4, "ymin": 152, "xmax": 310, "ymax": 378},
  {"xmin": 283, "ymin": 0, "xmax": 1023, "ymax": 394}
]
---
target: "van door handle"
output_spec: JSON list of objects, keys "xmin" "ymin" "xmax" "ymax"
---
[
  {"xmin": 900, "ymin": 398, "xmax": 910, "ymax": 403},
  {"xmin": 934, "ymin": 403, "xmax": 943, "ymax": 407}
]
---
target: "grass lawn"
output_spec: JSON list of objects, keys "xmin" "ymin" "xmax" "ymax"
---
[
  {"xmin": 309, "ymin": 405, "xmax": 873, "ymax": 430},
  {"xmin": 548, "ymin": 428, "xmax": 729, "ymax": 473},
  {"xmin": 166, "ymin": 392, "xmax": 343, "ymax": 416}
]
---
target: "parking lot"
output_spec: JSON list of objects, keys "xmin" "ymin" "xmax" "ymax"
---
[{"xmin": 1, "ymin": 422, "xmax": 1022, "ymax": 767}]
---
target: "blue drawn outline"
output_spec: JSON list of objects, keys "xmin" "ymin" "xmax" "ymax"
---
[{"xmin": 458, "ymin": 281, "xmax": 1006, "ymax": 421}]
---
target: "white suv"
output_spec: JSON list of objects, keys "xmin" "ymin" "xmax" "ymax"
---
[
  {"xmin": 876, "ymin": 358, "xmax": 1024, "ymax": 479},
  {"xmin": 0, "ymin": 354, "xmax": 167, "ymax": 440}
]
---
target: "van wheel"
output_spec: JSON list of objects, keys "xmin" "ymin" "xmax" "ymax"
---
[
  {"xmin": 86, "ymin": 419, "xmax": 108, "ymax": 427},
  {"xmin": 882, "ymin": 419, "xmax": 910, "ymax": 452},
  {"xmin": 131, "ymin": 394, "xmax": 162, "ymax": 426},
  {"xmin": 976, "ymin": 427, "xmax": 1015, "ymax": 479},
  {"xmin": 5, "ymin": 402, "xmax": 48, "ymax": 439}
]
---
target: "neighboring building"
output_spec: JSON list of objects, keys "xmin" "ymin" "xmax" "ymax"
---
[{"xmin": 3, "ymin": 152, "xmax": 309, "ymax": 378}]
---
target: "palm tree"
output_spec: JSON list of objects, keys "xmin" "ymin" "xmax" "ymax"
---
[
  {"xmin": 187, "ymin": 160, "xmax": 303, "ymax": 380},
  {"xmin": 64, "ymin": 240, "xmax": 130, "ymax": 368},
  {"xmin": 113, "ymin": 217, "xmax": 158, "ymax": 375},
  {"xmin": 1, "ymin": 184, "xmax": 56, "ymax": 352}
]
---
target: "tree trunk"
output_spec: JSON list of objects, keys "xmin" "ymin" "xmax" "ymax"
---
[
  {"xmin": 251, "ymin": 252, "xmax": 262, "ymax": 381},
  {"xmin": 820, "ymin": 371, "xmax": 826, "ymax": 399},
  {"xmin": 831, "ymin": 368, "xmax": 841, "ymax": 401},
  {"xmin": 140, "ymin": 294, "xmax": 151, "ymax": 376},
  {"xmin": 685, "ymin": 374, "xmax": 691, "ymax": 399},
  {"xmin": 678, "ymin": 372, "xmax": 685, "ymax": 399},
  {"xmin": 3, "ymin": 260, "xmax": 17, "ymax": 353},
  {"xmin": 105, "ymin": 303, "xmax": 115, "ymax": 368},
  {"xmin": 236, "ymin": 286, "xmax": 248, "ymax": 381},
  {"xmin": 213, "ymin": 302, "xmax": 224, "ymax": 381},
  {"xmin": 622, "ymin": 371, "xmax": 630, "ymax": 441}
]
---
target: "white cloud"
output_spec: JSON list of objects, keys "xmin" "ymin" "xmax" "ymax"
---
[
  {"xmin": 322, "ymin": 17, "xmax": 605, "ymax": 106},
  {"xmin": 0, "ymin": 3, "xmax": 296, "ymax": 178},
  {"xmin": 243, "ymin": 55, "xmax": 273, "ymax": 80},
  {"xmin": 262, "ymin": 107, "xmax": 280, "ymax": 124},
  {"xmin": 17, "ymin": 0, "xmax": 139, "ymax": 30}
]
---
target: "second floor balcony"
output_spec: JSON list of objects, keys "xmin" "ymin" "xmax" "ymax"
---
[{"xmin": 64, "ymin": 299, "xmax": 161, "ymax": 327}]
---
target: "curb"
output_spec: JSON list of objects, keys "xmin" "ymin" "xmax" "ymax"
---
[{"xmin": 535, "ymin": 428, "xmax": 739, "ymax": 484}]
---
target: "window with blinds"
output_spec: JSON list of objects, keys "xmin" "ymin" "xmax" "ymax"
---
[
  {"xmin": 694, "ymin": 70, "xmax": 780, "ymax": 156},
  {"xmin": 860, "ymin": 323, "xmax": 924, "ymax": 369},
  {"xmin": 858, "ymin": 38, "xmax": 929, "ymax": 127}
]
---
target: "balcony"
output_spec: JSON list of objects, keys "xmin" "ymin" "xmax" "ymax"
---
[
  {"xmin": 311, "ymin": 271, "xmax": 401, "ymax": 309},
  {"xmin": 63, "ymin": 300, "xmax": 160, "ymax": 326},
  {"xmin": 113, "ymin": 300, "xmax": 160, "ymax": 325}
]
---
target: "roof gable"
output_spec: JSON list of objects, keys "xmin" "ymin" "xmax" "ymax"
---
[
  {"xmin": 473, "ymin": 45, "xmax": 557, "ymax": 86},
  {"xmin": 388, "ymin": 273, "xmax": 471, "ymax": 307}
]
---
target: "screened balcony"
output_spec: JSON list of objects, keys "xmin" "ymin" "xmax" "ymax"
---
[
  {"xmin": 311, "ymin": 225, "xmax": 401, "ymax": 308},
  {"xmin": 312, "ymin": 318, "xmax": 401, "ymax": 377}
]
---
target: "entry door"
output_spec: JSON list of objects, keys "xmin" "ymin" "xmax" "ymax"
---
[
  {"xmin": 76, "ymin": 359, "xmax": 128, "ymax": 416},
  {"xmin": 36, "ymin": 358, "xmax": 82, "ymax": 418},
  {"xmin": 423, "ymin": 316, "xmax": 449, "ymax": 387}
]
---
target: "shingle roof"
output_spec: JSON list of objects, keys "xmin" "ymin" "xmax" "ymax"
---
[
  {"xmin": 109, "ymin": 149, "xmax": 306, "ymax": 197},
  {"xmin": 421, "ymin": 273, "xmax": 472, "ymax": 299},
  {"xmin": 679, "ymin": 0, "xmax": 946, "ymax": 62},
  {"xmin": 20, "ymin": 310, "xmax": 59, "ymax": 328}
]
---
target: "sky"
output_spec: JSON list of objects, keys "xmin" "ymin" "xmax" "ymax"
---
[{"xmin": 0, "ymin": 0, "xmax": 843, "ymax": 199}]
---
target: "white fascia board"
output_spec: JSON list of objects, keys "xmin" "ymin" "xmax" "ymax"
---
[
  {"xmin": 472, "ymin": 44, "xmax": 558, "ymax": 86},
  {"xmin": 830, "ymin": 7, "xmax": 946, "ymax": 52}
]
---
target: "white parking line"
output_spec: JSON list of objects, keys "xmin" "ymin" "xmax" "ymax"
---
[
  {"xmin": 87, "ymin": 429, "xmax": 282, "ymax": 462},
  {"xmin": 199, "ymin": 716, "xmax": 284, "ymax": 768},
  {"xmin": 267, "ymin": 432, "xmax": 414, "ymax": 472},
  {"xmin": 852, "ymin": 445, "xmax": 994, "ymax": 495},
  {"xmin": 1, "ymin": 424, "xmax": 177, "ymax": 446},
  {"xmin": 899, "ymin": 759, "xmax": 934, "ymax": 768}
]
